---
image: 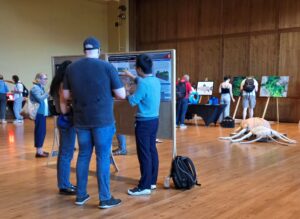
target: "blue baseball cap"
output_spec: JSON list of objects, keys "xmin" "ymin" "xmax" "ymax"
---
[{"xmin": 83, "ymin": 37, "xmax": 100, "ymax": 50}]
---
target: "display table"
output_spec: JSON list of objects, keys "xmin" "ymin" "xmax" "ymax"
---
[{"xmin": 185, "ymin": 104, "xmax": 227, "ymax": 126}]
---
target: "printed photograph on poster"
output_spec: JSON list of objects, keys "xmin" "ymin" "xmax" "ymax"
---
[
  {"xmin": 197, "ymin": 81, "xmax": 214, "ymax": 95},
  {"xmin": 232, "ymin": 76, "xmax": 246, "ymax": 97},
  {"xmin": 260, "ymin": 76, "xmax": 289, "ymax": 97},
  {"xmin": 153, "ymin": 61, "xmax": 171, "ymax": 82}
]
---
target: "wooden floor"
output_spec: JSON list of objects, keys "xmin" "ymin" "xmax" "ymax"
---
[{"xmin": 0, "ymin": 118, "xmax": 300, "ymax": 219}]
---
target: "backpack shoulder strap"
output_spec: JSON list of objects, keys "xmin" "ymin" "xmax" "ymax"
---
[{"xmin": 184, "ymin": 157, "xmax": 201, "ymax": 186}]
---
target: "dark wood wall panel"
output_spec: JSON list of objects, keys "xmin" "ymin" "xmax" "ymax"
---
[
  {"xmin": 249, "ymin": 34, "xmax": 278, "ymax": 75},
  {"xmin": 198, "ymin": 39, "xmax": 222, "ymax": 85},
  {"xmin": 223, "ymin": 0, "xmax": 250, "ymax": 34},
  {"xmin": 155, "ymin": 0, "xmax": 177, "ymax": 41},
  {"xmin": 279, "ymin": 32, "xmax": 300, "ymax": 98},
  {"xmin": 200, "ymin": 0, "xmax": 222, "ymax": 36},
  {"xmin": 136, "ymin": 0, "xmax": 157, "ymax": 44},
  {"xmin": 177, "ymin": 41, "xmax": 197, "ymax": 81},
  {"xmin": 279, "ymin": 0, "xmax": 300, "ymax": 28},
  {"xmin": 223, "ymin": 37, "xmax": 249, "ymax": 76},
  {"xmin": 130, "ymin": 0, "xmax": 300, "ymax": 122},
  {"xmin": 177, "ymin": 0, "xmax": 200, "ymax": 39},
  {"xmin": 250, "ymin": 0, "xmax": 277, "ymax": 31}
]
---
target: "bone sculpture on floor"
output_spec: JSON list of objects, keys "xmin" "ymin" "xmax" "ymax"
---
[{"xmin": 219, "ymin": 117, "xmax": 297, "ymax": 145}]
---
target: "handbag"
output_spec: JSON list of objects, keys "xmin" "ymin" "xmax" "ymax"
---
[{"xmin": 20, "ymin": 98, "xmax": 40, "ymax": 120}]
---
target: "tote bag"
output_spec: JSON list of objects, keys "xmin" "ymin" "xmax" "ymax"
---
[{"xmin": 21, "ymin": 98, "xmax": 40, "ymax": 120}]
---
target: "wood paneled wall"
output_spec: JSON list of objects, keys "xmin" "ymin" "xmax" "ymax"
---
[{"xmin": 129, "ymin": 0, "xmax": 300, "ymax": 122}]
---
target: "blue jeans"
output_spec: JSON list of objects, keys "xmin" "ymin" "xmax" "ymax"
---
[
  {"xmin": 176, "ymin": 98, "xmax": 189, "ymax": 125},
  {"xmin": 57, "ymin": 126, "xmax": 76, "ymax": 189},
  {"xmin": 34, "ymin": 113, "xmax": 46, "ymax": 148},
  {"xmin": 219, "ymin": 93, "xmax": 230, "ymax": 121},
  {"xmin": 0, "ymin": 93, "xmax": 6, "ymax": 120},
  {"xmin": 117, "ymin": 134, "xmax": 126, "ymax": 151},
  {"xmin": 76, "ymin": 124, "xmax": 115, "ymax": 201},
  {"xmin": 13, "ymin": 97, "xmax": 23, "ymax": 120},
  {"xmin": 135, "ymin": 119, "xmax": 159, "ymax": 189}
]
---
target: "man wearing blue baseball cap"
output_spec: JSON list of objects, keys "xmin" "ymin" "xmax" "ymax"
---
[{"xmin": 63, "ymin": 36, "xmax": 126, "ymax": 209}]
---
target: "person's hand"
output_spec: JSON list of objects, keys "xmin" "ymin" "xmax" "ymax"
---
[{"xmin": 120, "ymin": 70, "xmax": 136, "ymax": 79}]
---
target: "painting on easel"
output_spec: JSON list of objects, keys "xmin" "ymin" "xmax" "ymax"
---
[
  {"xmin": 197, "ymin": 81, "xmax": 214, "ymax": 95},
  {"xmin": 232, "ymin": 76, "xmax": 246, "ymax": 97},
  {"xmin": 260, "ymin": 76, "xmax": 289, "ymax": 97}
]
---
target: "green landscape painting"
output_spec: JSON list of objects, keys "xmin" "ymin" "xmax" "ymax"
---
[
  {"xmin": 232, "ymin": 76, "xmax": 246, "ymax": 97},
  {"xmin": 260, "ymin": 76, "xmax": 289, "ymax": 97}
]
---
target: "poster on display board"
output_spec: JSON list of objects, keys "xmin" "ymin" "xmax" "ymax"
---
[
  {"xmin": 260, "ymin": 76, "xmax": 289, "ymax": 98},
  {"xmin": 106, "ymin": 51, "xmax": 172, "ymax": 102},
  {"xmin": 197, "ymin": 81, "xmax": 214, "ymax": 95}
]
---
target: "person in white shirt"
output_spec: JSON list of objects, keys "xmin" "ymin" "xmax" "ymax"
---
[
  {"xmin": 240, "ymin": 76, "xmax": 259, "ymax": 120},
  {"xmin": 12, "ymin": 75, "xmax": 24, "ymax": 123}
]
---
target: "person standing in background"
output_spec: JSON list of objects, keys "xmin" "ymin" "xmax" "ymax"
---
[
  {"xmin": 240, "ymin": 76, "xmax": 259, "ymax": 120},
  {"xmin": 176, "ymin": 74, "xmax": 193, "ymax": 129},
  {"xmin": 50, "ymin": 60, "xmax": 77, "ymax": 195},
  {"xmin": 12, "ymin": 75, "xmax": 24, "ymax": 124},
  {"xmin": 30, "ymin": 73, "xmax": 49, "ymax": 158},
  {"xmin": 0, "ymin": 74, "xmax": 9, "ymax": 124},
  {"xmin": 218, "ymin": 76, "xmax": 235, "ymax": 121},
  {"xmin": 63, "ymin": 37, "xmax": 126, "ymax": 209},
  {"xmin": 113, "ymin": 134, "xmax": 127, "ymax": 155}
]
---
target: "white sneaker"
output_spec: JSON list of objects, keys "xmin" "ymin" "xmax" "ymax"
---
[
  {"xmin": 179, "ymin": 124, "xmax": 187, "ymax": 129},
  {"xmin": 151, "ymin": 185, "xmax": 157, "ymax": 190},
  {"xmin": 13, "ymin": 120, "xmax": 24, "ymax": 124},
  {"xmin": 1, "ymin": 120, "xmax": 7, "ymax": 124},
  {"xmin": 128, "ymin": 187, "xmax": 151, "ymax": 196}
]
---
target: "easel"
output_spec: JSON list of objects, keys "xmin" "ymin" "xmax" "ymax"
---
[
  {"xmin": 232, "ymin": 96, "xmax": 241, "ymax": 119},
  {"xmin": 262, "ymin": 97, "xmax": 280, "ymax": 123},
  {"xmin": 47, "ymin": 116, "xmax": 119, "ymax": 172},
  {"xmin": 198, "ymin": 77, "xmax": 211, "ymax": 104}
]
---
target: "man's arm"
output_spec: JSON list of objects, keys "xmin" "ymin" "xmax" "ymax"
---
[{"xmin": 113, "ymin": 87, "xmax": 126, "ymax": 99}]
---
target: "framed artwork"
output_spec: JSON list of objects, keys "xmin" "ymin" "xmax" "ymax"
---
[
  {"xmin": 260, "ymin": 76, "xmax": 289, "ymax": 97},
  {"xmin": 197, "ymin": 81, "xmax": 214, "ymax": 95},
  {"xmin": 232, "ymin": 76, "xmax": 246, "ymax": 97}
]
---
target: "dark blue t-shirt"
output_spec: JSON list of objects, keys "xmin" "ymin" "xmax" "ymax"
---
[{"xmin": 63, "ymin": 58, "xmax": 123, "ymax": 128}]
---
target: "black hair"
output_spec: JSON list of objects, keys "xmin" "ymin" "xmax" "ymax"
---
[
  {"xmin": 50, "ymin": 60, "xmax": 72, "ymax": 97},
  {"xmin": 224, "ymin": 76, "xmax": 231, "ymax": 81},
  {"xmin": 136, "ymin": 54, "xmax": 153, "ymax": 74},
  {"xmin": 12, "ymin": 75, "xmax": 19, "ymax": 83}
]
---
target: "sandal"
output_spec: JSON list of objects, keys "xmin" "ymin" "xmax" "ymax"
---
[{"xmin": 113, "ymin": 149, "xmax": 127, "ymax": 156}]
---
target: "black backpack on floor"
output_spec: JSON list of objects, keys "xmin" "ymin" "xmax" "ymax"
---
[
  {"xmin": 171, "ymin": 156, "xmax": 201, "ymax": 190},
  {"xmin": 221, "ymin": 116, "xmax": 235, "ymax": 128}
]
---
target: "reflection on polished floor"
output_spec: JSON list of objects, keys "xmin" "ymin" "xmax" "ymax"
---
[{"xmin": 0, "ymin": 118, "xmax": 300, "ymax": 218}]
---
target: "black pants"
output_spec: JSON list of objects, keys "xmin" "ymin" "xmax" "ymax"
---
[{"xmin": 135, "ymin": 118, "xmax": 159, "ymax": 189}]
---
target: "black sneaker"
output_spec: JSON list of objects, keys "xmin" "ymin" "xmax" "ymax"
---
[
  {"xmin": 127, "ymin": 187, "xmax": 151, "ymax": 196},
  {"xmin": 75, "ymin": 194, "xmax": 90, "ymax": 205},
  {"xmin": 59, "ymin": 187, "xmax": 76, "ymax": 195},
  {"xmin": 99, "ymin": 197, "xmax": 121, "ymax": 209}
]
